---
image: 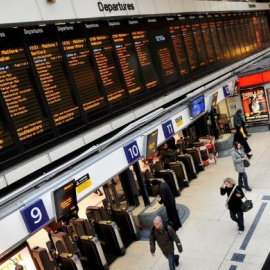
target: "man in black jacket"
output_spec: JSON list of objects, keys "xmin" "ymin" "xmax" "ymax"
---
[
  {"xmin": 150, "ymin": 216, "xmax": 182, "ymax": 270},
  {"xmin": 151, "ymin": 180, "xmax": 182, "ymax": 231}
]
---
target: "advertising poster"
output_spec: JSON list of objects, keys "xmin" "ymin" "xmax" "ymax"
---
[{"xmin": 240, "ymin": 87, "xmax": 269, "ymax": 123}]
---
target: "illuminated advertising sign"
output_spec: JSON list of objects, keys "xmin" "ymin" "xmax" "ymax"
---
[
  {"xmin": 190, "ymin": 94, "xmax": 205, "ymax": 118},
  {"xmin": 240, "ymin": 87, "xmax": 269, "ymax": 123},
  {"xmin": 145, "ymin": 130, "xmax": 158, "ymax": 158}
]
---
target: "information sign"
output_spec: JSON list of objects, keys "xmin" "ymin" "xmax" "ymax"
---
[
  {"xmin": 124, "ymin": 141, "xmax": 141, "ymax": 164},
  {"xmin": 162, "ymin": 120, "xmax": 175, "ymax": 139}
]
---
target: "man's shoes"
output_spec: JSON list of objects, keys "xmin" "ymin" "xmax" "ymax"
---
[
  {"xmin": 245, "ymin": 187, "xmax": 252, "ymax": 191},
  {"xmin": 238, "ymin": 230, "xmax": 243, "ymax": 234},
  {"xmin": 174, "ymin": 258, "xmax": 179, "ymax": 267},
  {"xmin": 247, "ymin": 134, "xmax": 252, "ymax": 137},
  {"xmin": 247, "ymin": 154, "xmax": 253, "ymax": 159}
]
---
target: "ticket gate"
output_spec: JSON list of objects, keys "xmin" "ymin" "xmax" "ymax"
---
[
  {"xmin": 31, "ymin": 246, "xmax": 59, "ymax": 270},
  {"xmin": 177, "ymin": 154, "xmax": 197, "ymax": 180},
  {"xmin": 59, "ymin": 253, "xmax": 83, "ymax": 270},
  {"xmin": 169, "ymin": 161, "xmax": 189, "ymax": 188},
  {"xmin": 86, "ymin": 206, "xmax": 125, "ymax": 257},
  {"xmin": 154, "ymin": 169, "xmax": 181, "ymax": 196},
  {"xmin": 69, "ymin": 218, "xmax": 109, "ymax": 270},
  {"xmin": 186, "ymin": 148, "xmax": 204, "ymax": 172}
]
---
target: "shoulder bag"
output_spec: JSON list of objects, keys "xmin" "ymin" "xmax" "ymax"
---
[
  {"xmin": 225, "ymin": 185, "xmax": 237, "ymax": 209},
  {"xmin": 241, "ymin": 195, "xmax": 253, "ymax": 212}
]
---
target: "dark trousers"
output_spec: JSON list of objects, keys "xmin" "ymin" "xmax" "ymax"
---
[
  {"xmin": 238, "ymin": 172, "xmax": 249, "ymax": 188},
  {"xmin": 166, "ymin": 203, "xmax": 182, "ymax": 231},
  {"xmin": 166, "ymin": 253, "xmax": 179, "ymax": 270},
  {"xmin": 230, "ymin": 209, "xmax": 244, "ymax": 231}
]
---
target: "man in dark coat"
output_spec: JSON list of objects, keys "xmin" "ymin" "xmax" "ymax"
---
[
  {"xmin": 150, "ymin": 216, "xmax": 182, "ymax": 270},
  {"xmin": 151, "ymin": 180, "xmax": 182, "ymax": 231},
  {"xmin": 233, "ymin": 109, "xmax": 251, "ymax": 136}
]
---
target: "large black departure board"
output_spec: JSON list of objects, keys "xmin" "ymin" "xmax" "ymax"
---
[
  {"xmin": 179, "ymin": 16, "xmax": 200, "ymax": 71},
  {"xmin": 221, "ymin": 15, "xmax": 236, "ymax": 58},
  {"xmin": 129, "ymin": 20, "xmax": 159, "ymax": 91},
  {"xmin": 56, "ymin": 24, "xmax": 107, "ymax": 121},
  {"xmin": 252, "ymin": 16, "xmax": 262, "ymax": 47},
  {"xmin": 109, "ymin": 21, "xmax": 145, "ymax": 99},
  {"xmin": 24, "ymin": 26, "xmax": 82, "ymax": 131},
  {"xmin": 215, "ymin": 15, "xmax": 230, "ymax": 59},
  {"xmin": 239, "ymin": 15, "xmax": 251, "ymax": 53},
  {"xmin": 0, "ymin": 112, "xmax": 14, "ymax": 151},
  {"xmin": 207, "ymin": 15, "xmax": 223, "ymax": 61},
  {"xmin": 147, "ymin": 18, "xmax": 179, "ymax": 85},
  {"xmin": 234, "ymin": 15, "xmax": 246, "ymax": 55},
  {"xmin": 249, "ymin": 17, "xmax": 259, "ymax": 48},
  {"xmin": 228, "ymin": 14, "xmax": 242, "ymax": 56},
  {"xmin": 190, "ymin": 16, "xmax": 208, "ymax": 68},
  {"xmin": 260, "ymin": 14, "xmax": 270, "ymax": 41},
  {"xmin": 244, "ymin": 13, "xmax": 256, "ymax": 50},
  {"xmin": 167, "ymin": 17, "xmax": 190, "ymax": 76},
  {"xmin": 199, "ymin": 15, "xmax": 216, "ymax": 64},
  {"xmin": 0, "ymin": 29, "xmax": 52, "ymax": 147},
  {"xmin": 85, "ymin": 22, "xmax": 128, "ymax": 107}
]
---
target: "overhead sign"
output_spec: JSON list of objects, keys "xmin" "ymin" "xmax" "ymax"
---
[
  {"xmin": 123, "ymin": 141, "xmax": 141, "ymax": 164},
  {"xmin": 20, "ymin": 199, "xmax": 50, "ymax": 234},
  {"xmin": 223, "ymin": 84, "xmax": 230, "ymax": 97},
  {"xmin": 175, "ymin": 116, "xmax": 184, "ymax": 127},
  {"xmin": 145, "ymin": 130, "xmax": 158, "ymax": 158},
  {"xmin": 75, "ymin": 174, "xmax": 92, "ymax": 194},
  {"xmin": 162, "ymin": 120, "xmax": 175, "ymax": 139},
  {"xmin": 97, "ymin": 2, "xmax": 135, "ymax": 12}
]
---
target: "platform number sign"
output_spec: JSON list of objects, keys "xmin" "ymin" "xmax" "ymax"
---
[
  {"xmin": 20, "ymin": 199, "xmax": 50, "ymax": 234},
  {"xmin": 223, "ymin": 84, "xmax": 230, "ymax": 97},
  {"xmin": 124, "ymin": 141, "xmax": 141, "ymax": 164},
  {"xmin": 162, "ymin": 120, "xmax": 175, "ymax": 139}
]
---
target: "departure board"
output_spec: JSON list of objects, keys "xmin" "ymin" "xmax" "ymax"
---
[
  {"xmin": 234, "ymin": 15, "xmax": 246, "ymax": 55},
  {"xmin": 228, "ymin": 15, "xmax": 242, "ymax": 56},
  {"xmin": 0, "ymin": 114, "xmax": 14, "ymax": 151},
  {"xmin": 260, "ymin": 15, "xmax": 270, "ymax": 41},
  {"xmin": 179, "ymin": 17, "xmax": 200, "ymax": 71},
  {"xmin": 249, "ymin": 17, "xmax": 259, "ymax": 48},
  {"xmin": 0, "ymin": 29, "xmax": 52, "ymax": 146},
  {"xmin": 256, "ymin": 13, "xmax": 265, "ymax": 43},
  {"xmin": 239, "ymin": 15, "xmax": 251, "ymax": 52},
  {"xmin": 86, "ymin": 23, "xmax": 127, "ymax": 105},
  {"xmin": 111, "ymin": 29, "xmax": 145, "ymax": 97},
  {"xmin": 56, "ymin": 24, "xmax": 107, "ymax": 119},
  {"xmin": 199, "ymin": 15, "xmax": 216, "ymax": 64},
  {"xmin": 215, "ymin": 15, "xmax": 230, "ymax": 59},
  {"xmin": 221, "ymin": 15, "xmax": 236, "ymax": 58},
  {"xmin": 149, "ymin": 24, "xmax": 178, "ymax": 84},
  {"xmin": 190, "ymin": 16, "xmax": 208, "ymax": 67},
  {"xmin": 24, "ymin": 26, "xmax": 81, "ymax": 130},
  {"xmin": 130, "ymin": 27, "xmax": 159, "ymax": 91},
  {"xmin": 243, "ymin": 14, "xmax": 255, "ymax": 51},
  {"xmin": 252, "ymin": 17, "xmax": 262, "ymax": 47},
  {"xmin": 167, "ymin": 17, "xmax": 190, "ymax": 76},
  {"xmin": 207, "ymin": 15, "xmax": 223, "ymax": 61}
]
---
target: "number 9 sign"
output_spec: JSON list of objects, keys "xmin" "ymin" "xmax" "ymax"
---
[{"xmin": 21, "ymin": 199, "xmax": 50, "ymax": 234}]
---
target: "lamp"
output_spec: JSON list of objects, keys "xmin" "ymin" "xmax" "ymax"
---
[{"xmin": 8, "ymin": 259, "xmax": 24, "ymax": 270}]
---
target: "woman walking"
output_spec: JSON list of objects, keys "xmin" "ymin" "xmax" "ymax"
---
[
  {"xmin": 220, "ymin": 178, "xmax": 245, "ymax": 234},
  {"xmin": 231, "ymin": 142, "xmax": 252, "ymax": 191}
]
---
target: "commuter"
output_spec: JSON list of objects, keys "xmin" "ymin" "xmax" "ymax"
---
[
  {"xmin": 167, "ymin": 137, "xmax": 177, "ymax": 151},
  {"xmin": 149, "ymin": 216, "xmax": 182, "ymax": 270},
  {"xmin": 176, "ymin": 137, "xmax": 187, "ymax": 154},
  {"xmin": 159, "ymin": 143, "xmax": 178, "ymax": 162},
  {"xmin": 231, "ymin": 142, "xmax": 252, "ymax": 191},
  {"xmin": 233, "ymin": 130, "xmax": 252, "ymax": 159},
  {"xmin": 233, "ymin": 109, "xmax": 251, "ymax": 137},
  {"xmin": 220, "ymin": 178, "xmax": 245, "ymax": 234},
  {"xmin": 151, "ymin": 180, "xmax": 182, "ymax": 231}
]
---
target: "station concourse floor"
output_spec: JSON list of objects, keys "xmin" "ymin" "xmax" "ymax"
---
[{"xmin": 110, "ymin": 131, "xmax": 270, "ymax": 270}]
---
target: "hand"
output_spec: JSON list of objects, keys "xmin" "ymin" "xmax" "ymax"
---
[
  {"xmin": 151, "ymin": 253, "xmax": 155, "ymax": 257},
  {"xmin": 236, "ymin": 193, "xmax": 241, "ymax": 197}
]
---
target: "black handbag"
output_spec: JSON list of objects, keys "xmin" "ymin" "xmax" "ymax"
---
[
  {"xmin": 241, "ymin": 197, "xmax": 253, "ymax": 212},
  {"xmin": 244, "ymin": 160, "xmax": 250, "ymax": 167}
]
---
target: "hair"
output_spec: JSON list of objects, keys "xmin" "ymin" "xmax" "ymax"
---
[
  {"xmin": 153, "ymin": 216, "xmax": 162, "ymax": 223},
  {"xmin": 151, "ymin": 179, "xmax": 161, "ymax": 186},
  {"xmin": 234, "ymin": 141, "xmax": 241, "ymax": 150},
  {"xmin": 223, "ymin": 178, "xmax": 236, "ymax": 186}
]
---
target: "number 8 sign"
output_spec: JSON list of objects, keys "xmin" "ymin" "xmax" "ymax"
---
[{"xmin": 20, "ymin": 199, "xmax": 50, "ymax": 234}]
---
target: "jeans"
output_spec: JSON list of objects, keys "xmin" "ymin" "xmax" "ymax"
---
[
  {"xmin": 230, "ymin": 209, "xmax": 244, "ymax": 231},
  {"xmin": 166, "ymin": 253, "xmax": 179, "ymax": 270},
  {"xmin": 238, "ymin": 172, "xmax": 249, "ymax": 188}
]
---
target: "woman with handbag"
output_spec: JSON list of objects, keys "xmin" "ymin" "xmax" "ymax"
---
[
  {"xmin": 220, "ymin": 178, "xmax": 245, "ymax": 234},
  {"xmin": 231, "ymin": 142, "xmax": 252, "ymax": 191}
]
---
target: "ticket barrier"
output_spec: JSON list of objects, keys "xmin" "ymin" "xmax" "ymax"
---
[
  {"xmin": 186, "ymin": 148, "xmax": 205, "ymax": 172},
  {"xmin": 50, "ymin": 231, "xmax": 84, "ymax": 270},
  {"xmin": 31, "ymin": 246, "xmax": 59, "ymax": 270},
  {"xmin": 86, "ymin": 206, "xmax": 126, "ymax": 257},
  {"xmin": 153, "ymin": 169, "xmax": 181, "ymax": 197},
  {"xmin": 69, "ymin": 218, "xmax": 109, "ymax": 270},
  {"xmin": 176, "ymin": 154, "xmax": 197, "ymax": 180},
  {"xmin": 112, "ymin": 206, "xmax": 140, "ymax": 242},
  {"xmin": 169, "ymin": 161, "xmax": 189, "ymax": 188}
]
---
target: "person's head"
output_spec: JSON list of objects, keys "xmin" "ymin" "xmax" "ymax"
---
[
  {"xmin": 236, "ymin": 109, "xmax": 242, "ymax": 114},
  {"xmin": 153, "ymin": 216, "xmax": 163, "ymax": 230},
  {"xmin": 162, "ymin": 143, "xmax": 168, "ymax": 149},
  {"xmin": 223, "ymin": 178, "xmax": 236, "ymax": 188},
  {"xmin": 151, "ymin": 179, "xmax": 161, "ymax": 187},
  {"xmin": 234, "ymin": 141, "xmax": 242, "ymax": 150}
]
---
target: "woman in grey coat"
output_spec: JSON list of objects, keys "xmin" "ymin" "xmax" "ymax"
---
[{"xmin": 231, "ymin": 141, "xmax": 252, "ymax": 191}]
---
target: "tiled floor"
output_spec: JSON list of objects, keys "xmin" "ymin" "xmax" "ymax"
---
[{"xmin": 110, "ymin": 131, "xmax": 270, "ymax": 270}]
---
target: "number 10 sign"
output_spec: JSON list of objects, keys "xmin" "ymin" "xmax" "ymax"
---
[{"xmin": 20, "ymin": 199, "xmax": 50, "ymax": 234}]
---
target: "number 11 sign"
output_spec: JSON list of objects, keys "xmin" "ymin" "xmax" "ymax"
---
[
  {"xmin": 162, "ymin": 120, "xmax": 175, "ymax": 139},
  {"xmin": 20, "ymin": 199, "xmax": 50, "ymax": 234}
]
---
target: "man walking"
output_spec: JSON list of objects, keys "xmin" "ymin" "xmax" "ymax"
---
[{"xmin": 150, "ymin": 216, "xmax": 182, "ymax": 270}]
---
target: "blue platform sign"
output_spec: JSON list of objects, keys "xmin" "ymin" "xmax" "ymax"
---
[
  {"xmin": 123, "ymin": 141, "xmax": 141, "ymax": 164},
  {"xmin": 223, "ymin": 84, "xmax": 230, "ymax": 97},
  {"xmin": 20, "ymin": 199, "xmax": 50, "ymax": 234},
  {"xmin": 162, "ymin": 120, "xmax": 175, "ymax": 139}
]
